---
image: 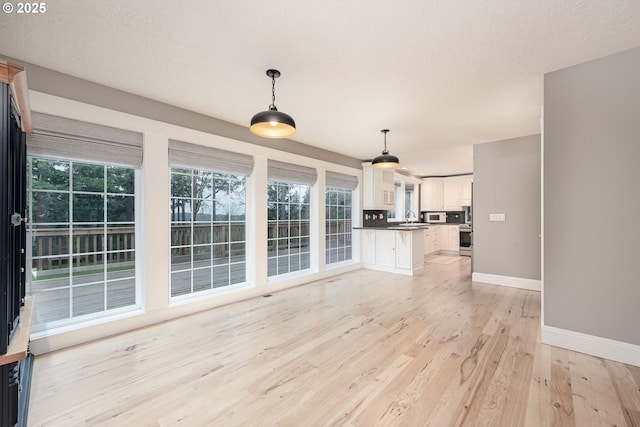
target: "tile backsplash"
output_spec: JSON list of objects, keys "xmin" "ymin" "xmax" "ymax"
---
[
  {"xmin": 420, "ymin": 211, "xmax": 467, "ymax": 224},
  {"xmin": 445, "ymin": 211, "xmax": 465, "ymax": 224},
  {"xmin": 363, "ymin": 210, "xmax": 387, "ymax": 227}
]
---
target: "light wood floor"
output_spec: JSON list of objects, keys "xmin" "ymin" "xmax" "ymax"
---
[{"xmin": 28, "ymin": 257, "xmax": 640, "ymax": 426}]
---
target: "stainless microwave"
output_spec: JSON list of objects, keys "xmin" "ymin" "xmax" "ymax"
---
[{"xmin": 425, "ymin": 212, "xmax": 447, "ymax": 223}]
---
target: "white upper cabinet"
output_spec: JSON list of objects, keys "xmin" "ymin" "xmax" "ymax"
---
[
  {"xmin": 460, "ymin": 176, "xmax": 473, "ymax": 206},
  {"xmin": 420, "ymin": 178, "xmax": 444, "ymax": 211},
  {"xmin": 421, "ymin": 175, "xmax": 473, "ymax": 211},
  {"xmin": 443, "ymin": 178, "xmax": 463, "ymax": 210},
  {"xmin": 362, "ymin": 162, "xmax": 395, "ymax": 210}
]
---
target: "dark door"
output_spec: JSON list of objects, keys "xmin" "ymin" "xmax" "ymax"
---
[{"xmin": 1, "ymin": 82, "xmax": 27, "ymax": 355}]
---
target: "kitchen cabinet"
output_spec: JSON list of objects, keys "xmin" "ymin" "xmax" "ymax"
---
[
  {"xmin": 443, "ymin": 178, "xmax": 463, "ymax": 210},
  {"xmin": 460, "ymin": 176, "xmax": 473, "ymax": 206},
  {"xmin": 423, "ymin": 228, "xmax": 433, "ymax": 255},
  {"xmin": 362, "ymin": 162, "xmax": 395, "ymax": 210},
  {"xmin": 420, "ymin": 178, "xmax": 443, "ymax": 211},
  {"xmin": 425, "ymin": 225, "xmax": 444, "ymax": 254},
  {"xmin": 423, "ymin": 225, "xmax": 459, "ymax": 254},
  {"xmin": 362, "ymin": 229, "xmax": 376, "ymax": 264},
  {"xmin": 395, "ymin": 230, "xmax": 417, "ymax": 269},
  {"xmin": 374, "ymin": 230, "xmax": 396, "ymax": 268},
  {"xmin": 361, "ymin": 229, "xmax": 424, "ymax": 276},
  {"xmin": 421, "ymin": 176, "xmax": 473, "ymax": 211},
  {"xmin": 437, "ymin": 225, "xmax": 448, "ymax": 250},
  {"xmin": 448, "ymin": 225, "xmax": 460, "ymax": 251}
]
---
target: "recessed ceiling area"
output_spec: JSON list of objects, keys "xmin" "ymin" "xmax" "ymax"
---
[{"xmin": 1, "ymin": 0, "xmax": 640, "ymax": 175}]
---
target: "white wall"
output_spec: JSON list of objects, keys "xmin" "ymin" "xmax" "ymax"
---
[{"xmin": 28, "ymin": 91, "xmax": 362, "ymax": 354}]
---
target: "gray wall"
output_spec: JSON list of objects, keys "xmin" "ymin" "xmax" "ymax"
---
[
  {"xmin": 0, "ymin": 54, "xmax": 362, "ymax": 170},
  {"xmin": 473, "ymin": 135, "xmax": 541, "ymax": 280},
  {"xmin": 544, "ymin": 46, "xmax": 640, "ymax": 345}
]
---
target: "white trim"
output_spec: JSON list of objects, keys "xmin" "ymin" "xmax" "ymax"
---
[
  {"xmin": 362, "ymin": 264, "xmax": 424, "ymax": 277},
  {"xmin": 542, "ymin": 325, "xmax": 640, "ymax": 368},
  {"xmin": 472, "ymin": 272, "xmax": 541, "ymax": 291},
  {"xmin": 540, "ymin": 106, "xmax": 545, "ymax": 330}
]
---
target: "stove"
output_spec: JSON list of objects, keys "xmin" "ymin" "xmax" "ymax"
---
[{"xmin": 459, "ymin": 224, "xmax": 472, "ymax": 256}]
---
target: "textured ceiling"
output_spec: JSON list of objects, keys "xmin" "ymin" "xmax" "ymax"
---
[{"xmin": 1, "ymin": 0, "xmax": 640, "ymax": 175}]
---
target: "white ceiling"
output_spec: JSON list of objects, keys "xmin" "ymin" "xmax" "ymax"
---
[{"xmin": 2, "ymin": 0, "xmax": 640, "ymax": 175}]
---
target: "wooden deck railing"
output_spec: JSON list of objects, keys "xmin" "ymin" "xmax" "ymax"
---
[
  {"xmin": 31, "ymin": 226, "xmax": 135, "ymax": 273},
  {"xmin": 31, "ymin": 220, "xmax": 349, "ymax": 275}
]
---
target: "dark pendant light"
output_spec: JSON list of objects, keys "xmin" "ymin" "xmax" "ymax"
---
[
  {"xmin": 372, "ymin": 129, "xmax": 399, "ymax": 169},
  {"xmin": 250, "ymin": 69, "xmax": 296, "ymax": 138}
]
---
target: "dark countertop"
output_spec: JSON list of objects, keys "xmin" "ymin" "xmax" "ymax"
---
[
  {"xmin": 354, "ymin": 224, "xmax": 429, "ymax": 231},
  {"xmin": 355, "ymin": 223, "xmax": 467, "ymax": 231}
]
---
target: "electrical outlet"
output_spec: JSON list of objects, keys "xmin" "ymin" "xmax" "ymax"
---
[{"xmin": 489, "ymin": 213, "xmax": 506, "ymax": 222}]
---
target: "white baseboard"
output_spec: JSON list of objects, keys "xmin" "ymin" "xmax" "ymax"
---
[
  {"xmin": 472, "ymin": 272, "xmax": 541, "ymax": 291},
  {"xmin": 542, "ymin": 325, "xmax": 640, "ymax": 367},
  {"xmin": 363, "ymin": 264, "xmax": 421, "ymax": 277}
]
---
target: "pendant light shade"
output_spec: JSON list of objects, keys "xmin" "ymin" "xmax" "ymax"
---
[
  {"xmin": 372, "ymin": 129, "xmax": 399, "ymax": 169},
  {"xmin": 250, "ymin": 69, "xmax": 296, "ymax": 138}
]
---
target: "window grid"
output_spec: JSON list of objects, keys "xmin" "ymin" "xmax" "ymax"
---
[
  {"xmin": 325, "ymin": 187, "xmax": 353, "ymax": 264},
  {"xmin": 170, "ymin": 168, "xmax": 246, "ymax": 298},
  {"xmin": 267, "ymin": 181, "xmax": 311, "ymax": 277},
  {"xmin": 27, "ymin": 158, "xmax": 137, "ymax": 330}
]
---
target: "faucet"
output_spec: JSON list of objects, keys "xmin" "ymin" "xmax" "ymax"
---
[{"xmin": 405, "ymin": 210, "xmax": 416, "ymax": 224}]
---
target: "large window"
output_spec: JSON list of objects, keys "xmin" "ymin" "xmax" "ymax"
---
[
  {"xmin": 325, "ymin": 187, "xmax": 353, "ymax": 264},
  {"xmin": 167, "ymin": 140, "xmax": 253, "ymax": 298},
  {"xmin": 26, "ymin": 113, "xmax": 143, "ymax": 331},
  {"xmin": 266, "ymin": 160, "xmax": 316, "ymax": 279},
  {"xmin": 267, "ymin": 181, "xmax": 311, "ymax": 277},
  {"xmin": 28, "ymin": 158, "xmax": 137, "ymax": 329},
  {"xmin": 170, "ymin": 169, "xmax": 246, "ymax": 297}
]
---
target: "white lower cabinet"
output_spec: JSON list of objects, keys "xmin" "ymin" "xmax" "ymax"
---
[
  {"xmin": 395, "ymin": 231, "xmax": 413, "ymax": 270},
  {"xmin": 423, "ymin": 225, "xmax": 460, "ymax": 254},
  {"xmin": 448, "ymin": 225, "xmax": 460, "ymax": 251},
  {"xmin": 437, "ymin": 226, "xmax": 448, "ymax": 250},
  {"xmin": 423, "ymin": 229, "xmax": 432, "ymax": 255},
  {"xmin": 375, "ymin": 230, "xmax": 396, "ymax": 268},
  {"xmin": 362, "ymin": 229, "xmax": 376, "ymax": 264},
  {"xmin": 361, "ymin": 229, "xmax": 424, "ymax": 276}
]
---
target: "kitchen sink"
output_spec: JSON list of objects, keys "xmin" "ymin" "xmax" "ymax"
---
[{"xmin": 388, "ymin": 223, "xmax": 428, "ymax": 230}]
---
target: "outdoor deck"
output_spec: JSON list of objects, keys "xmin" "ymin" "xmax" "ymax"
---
[{"xmin": 27, "ymin": 222, "xmax": 338, "ymax": 328}]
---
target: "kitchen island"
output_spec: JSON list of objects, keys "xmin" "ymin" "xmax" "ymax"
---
[{"xmin": 355, "ymin": 226, "xmax": 425, "ymax": 276}]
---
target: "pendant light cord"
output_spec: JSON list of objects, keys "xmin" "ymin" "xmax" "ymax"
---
[
  {"xmin": 381, "ymin": 129, "xmax": 390, "ymax": 154},
  {"xmin": 270, "ymin": 75, "xmax": 276, "ymax": 109}
]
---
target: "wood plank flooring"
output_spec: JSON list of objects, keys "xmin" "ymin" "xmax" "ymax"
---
[{"xmin": 28, "ymin": 257, "xmax": 640, "ymax": 426}]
